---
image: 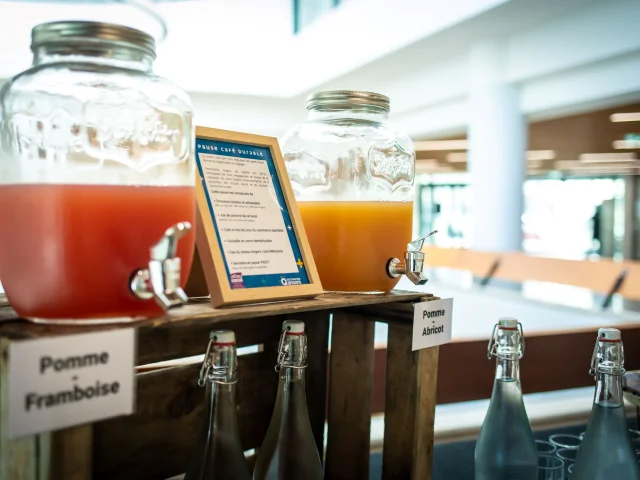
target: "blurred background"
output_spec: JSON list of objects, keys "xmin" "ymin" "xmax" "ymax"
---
[
  {"xmin": 1, "ymin": 0, "xmax": 640, "ymax": 477},
  {"xmin": 1, "ymin": 0, "xmax": 639, "ymax": 262}
]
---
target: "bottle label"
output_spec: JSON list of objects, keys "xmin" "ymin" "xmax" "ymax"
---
[{"xmin": 412, "ymin": 298, "xmax": 454, "ymax": 351}]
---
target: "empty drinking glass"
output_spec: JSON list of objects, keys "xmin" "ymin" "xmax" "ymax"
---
[
  {"xmin": 556, "ymin": 448, "xmax": 578, "ymax": 477},
  {"xmin": 539, "ymin": 455, "xmax": 565, "ymax": 480},
  {"xmin": 549, "ymin": 434, "xmax": 581, "ymax": 450}
]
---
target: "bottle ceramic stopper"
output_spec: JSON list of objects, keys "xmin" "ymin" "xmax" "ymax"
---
[
  {"xmin": 499, "ymin": 317, "xmax": 519, "ymax": 329},
  {"xmin": 283, "ymin": 320, "xmax": 305, "ymax": 334},
  {"xmin": 210, "ymin": 330, "xmax": 236, "ymax": 344},
  {"xmin": 598, "ymin": 328, "xmax": 621, "ymax": 342}
]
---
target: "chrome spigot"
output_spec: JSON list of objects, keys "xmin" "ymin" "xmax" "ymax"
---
[
  {"xmin": 130, "ymin": 222, "xmax": 192, "ymax": 310},
  {"xmin": 386, "ymin": 230, "xmax": 437, "ymax": 286}
]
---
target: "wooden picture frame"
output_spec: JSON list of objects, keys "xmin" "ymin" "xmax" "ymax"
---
[{"xmin": 190, "ymin": 126, "xmax": 323, "ymax": 307}]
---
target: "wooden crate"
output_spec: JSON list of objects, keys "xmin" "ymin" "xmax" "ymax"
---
[{"xmin": 0, "ymin": 291, "xmax": 439, "ymax": 480}]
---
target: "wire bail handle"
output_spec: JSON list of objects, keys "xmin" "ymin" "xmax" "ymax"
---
[
  {"xmin": 274, "ymin": 326, "xmax": 291, "ymax": 373},
  {"xmin": 197, "ymin": 339, "xmax": 236, "ymax": 386},
  {"xmin": 487, "ymin": 321, "xmax": 525, "ymax": 359},
  {"xmin": 274, "ymin": 326, "xmax": 307, "ymax": 372},
  {"xmin": 589, "ymin": 332, "xmax": 625, "ymax": 377}
]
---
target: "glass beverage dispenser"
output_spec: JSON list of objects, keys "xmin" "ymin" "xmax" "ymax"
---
[
  {"xmin": 281, "ymin": 90, "xmax": 426, "ymax": 293},
  {"xmin": 0, "ymin": 21, "xmax": 195, "ymax": 321}
]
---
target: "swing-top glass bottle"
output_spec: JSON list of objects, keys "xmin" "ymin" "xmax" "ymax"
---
[
  {"xmin": 184, "ymin": 329, "xmax": 251, "ymax": 480},
  {"xmin": 253, "ymin": 320, "xmax": 323, "ymax": 480},
  {"xmin": 572, "ymin": 328, "xmax": 640, "ymax": 480},
  {"xmin": 474, "ymin": 317, "xmax": 538, "ymax": 480}
]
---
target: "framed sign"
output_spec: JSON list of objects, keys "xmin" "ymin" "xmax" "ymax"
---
[{"xmin": 192, "ymin": 127, "xmax": 323, "ymax": 307}]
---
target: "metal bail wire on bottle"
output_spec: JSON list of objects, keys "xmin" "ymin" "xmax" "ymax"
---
[
  {"xmin": 589, "ymin": 329, "xmax": 625, "ymax": 377},
  {"xmin": 197, "ymin": 339, "xmax": 237, "ymax": 386},
  {"xmin": 274, "ymin": 326, "xmax": 291, "ymax": 373},
  {"xmin": 274, "ymin": 326, "xmax": 308, "ymax": 372},
  {"xmin": 487, "ymin": 321, "xmax": 525, "ymax": 359}
]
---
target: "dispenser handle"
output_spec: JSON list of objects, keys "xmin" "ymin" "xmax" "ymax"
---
[
  {"xmin": 386, "ymin": 231, "xmax": 437, "ymax": 285},
  {"xmin": 130, "ymin": 221, "xmax": 192, "ymax": 311},
  {"xmin": 150, "ymin": 222, "xmax": 191, "ymax": 261},
  {"xmin": 407, "ymin": 230, "xmax": 438, "ymax": 252}
]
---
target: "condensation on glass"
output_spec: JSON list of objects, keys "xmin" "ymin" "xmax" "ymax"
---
[
  {"xmin": 0, "ymin": 21, "xmax": 196, "ymax": 321},
  {"xmin": 280, "ymin": 90, "xmax": 417, "ymax": 293}
]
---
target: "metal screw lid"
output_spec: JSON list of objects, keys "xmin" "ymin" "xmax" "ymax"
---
[
  {"xmin": 306, "ymin": 90, "xmax": 390, "ymax": 113},
  {"xmin": 31, "ymin": 21, "xmax": 156, "ymax": 59}
]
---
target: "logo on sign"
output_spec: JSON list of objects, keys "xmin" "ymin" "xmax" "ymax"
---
[
  {"xmin": 230, "ymin": 272, "xmax": 245, "ymax": 289},
  {"xmin": 280, "ymin": 277, "xmax": 302, "ymax": 286}
]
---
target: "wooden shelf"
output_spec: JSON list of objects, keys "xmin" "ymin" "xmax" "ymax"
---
[
  {"xmin": 0, "ymin": 290, "xmax": 439, "ymax": 480},
  {"xmin": 0, "ymin": 291, "xmax": 423, "ymax": 366}
]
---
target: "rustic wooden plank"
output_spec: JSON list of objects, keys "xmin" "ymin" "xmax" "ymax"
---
[
  {"xmin": 382, "ymin": 325, "xmax": 439, "ymax": 480},
  {"xmin": 382, "ymin": 324, "xmax": 414, "ymax": 479},
  {"xmin": 93, "ymin": 347, "xmax": 279, "ymax": 480},
  {"xmin": 48, "ymin": 425, "xmax": 92, "ymax": 480},
  {"xmin": 136, "ymin": 315, "xmax": 284, "ymax": 366},
  {"xmin": 349, "ymin": 293, "xmax": 435, "ymax": 325},
  {"xmin": 412, "ymin": 346, "xmax": 439, "ymax": 478},
  {"xmin": 296, "ymin": 311, "xmax": 330, "ymax": 460},
  {"xmin": 325, "ymin": 311, "xmax": 375, "ymax": 480},
  {"xmin": 0, "ymin": 290, "xmax": 423, "ymax": 336},
  {"xmin": 0, "ymin": 292, "xmax": 422, "ymax": 366}
]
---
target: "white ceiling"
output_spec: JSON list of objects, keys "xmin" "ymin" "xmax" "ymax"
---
[
  {"xmin": 0, "ymin": 0, "xmax": 639, "ymax": 139},
  {"xmin": 0, "ymin": 0, "xmax": 507, "ymax": 96}
]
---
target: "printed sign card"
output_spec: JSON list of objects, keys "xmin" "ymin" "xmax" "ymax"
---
[
  {"xmin": 8, "ymin": 329, "xmax": 136, "ymax": 438},
  {"xmin": 192, "ymin": 127, "xmax": 322, "ymax": 307},
  {"xmin": 412, "ymin": 298, "xmax": 454, "ymax": 351}
]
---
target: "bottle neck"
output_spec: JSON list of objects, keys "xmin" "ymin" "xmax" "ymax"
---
[
  {"xmin": 495, "ymin": 356, "xmax": 521, "ymax": 383},
  {"xmin": 207, "ymin": 381, "xmax": 237, "ymax": 424},
  {"xmin": 307, "ymin": 108, "xmax": 389, "ymax": 123},
  {"xmin": 275, "ymin": 331, "xmax": 309, "ymax": 407},
  {"xmin": 590, "ymin": 336, "xmax": 625, "ymax": 407},
  {"xmin": 32, "ymin": 45, "xmax": 154, "ymax": 72},
  {"xmin": 594, "ymin": 371, "xmax": 624, "ymax": 408},
  {"xmin": 280, "ymin": 363, "xmax": 306, "ymax": 384}
]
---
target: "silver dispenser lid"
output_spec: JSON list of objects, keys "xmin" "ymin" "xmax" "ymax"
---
[
  {"xmin": 31, "ymin": 21, "xmax": 156, "ymax": 59},
  {"xmin": 306, "ymin": 90, "xmax": 390, "ymax": 113}
]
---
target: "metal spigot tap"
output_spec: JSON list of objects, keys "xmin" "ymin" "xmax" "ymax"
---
[
  {"xmin": 130, "ymin": 222, "xmax": 192, "ymax": 310},
  {"xmin": 386, "ymin": 230, "xmax": 437, "ymax": 285}
]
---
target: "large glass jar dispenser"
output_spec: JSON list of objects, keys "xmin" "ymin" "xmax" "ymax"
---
[
  {"xmin": 281, "ymin": 91, "xmax": 425, "ymax": 293},
  {"xmin": 0, "ymin": 21, "xmax": 195, "ymax": 321}
]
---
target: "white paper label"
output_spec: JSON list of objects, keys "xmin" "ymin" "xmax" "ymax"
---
[
  {"xmin": 412, "ymin": 298, "xmax": 454, "ymax": 351},
  {"xmin": 8, "ymin": 329, "xmax": 136, "ymax": 438}
]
